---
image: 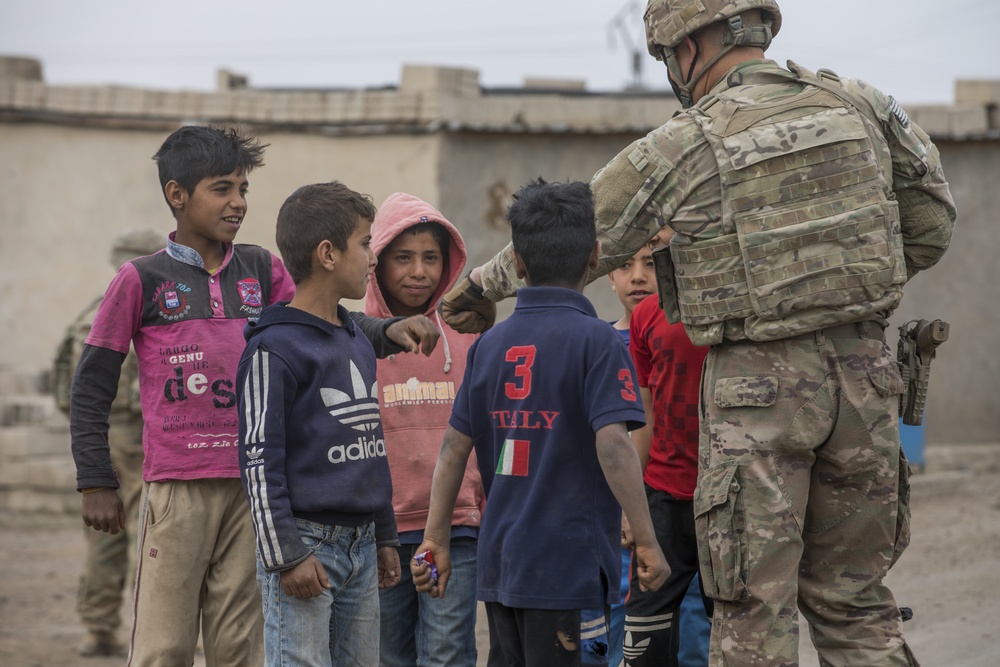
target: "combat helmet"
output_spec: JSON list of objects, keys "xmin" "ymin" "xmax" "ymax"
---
[
  {"xmin": 644, "ymin": 0, "xmax": 781, "ymax": 107},
  {"xmin": 109, "ymin": 228, "xmax": 166, "ymax": 268}
]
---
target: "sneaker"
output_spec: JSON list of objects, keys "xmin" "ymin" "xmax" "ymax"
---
[{"xmin": 78, "ymin": 631, "xmax": 127, "ymax": 657}]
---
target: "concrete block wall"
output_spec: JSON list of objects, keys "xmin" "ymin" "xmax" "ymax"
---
[
  {"xmin": 909, "ymin": 104, "xmax": 990, "ymax": 138},
  {"xmin": 0, "ymin": 367, "xmax": 78, "ymax": 514}
]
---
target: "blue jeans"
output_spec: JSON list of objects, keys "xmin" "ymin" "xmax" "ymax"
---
[
  {"xmin": 379, "ymin": 538, "xmax": 478, "ymax": 667},
  {"xmin": 256, "ymin": 519, "xmax": 379, "ymax": 667}
]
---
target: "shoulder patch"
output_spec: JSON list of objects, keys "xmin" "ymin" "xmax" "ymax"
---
[{"xmin": 888, "ymin": 95, "xmax": 910, "ymax": 128}]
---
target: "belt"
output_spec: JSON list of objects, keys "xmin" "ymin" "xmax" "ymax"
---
[{"xmin": 782, "ymin": 321, "xmax": 885, "ymax": 342}]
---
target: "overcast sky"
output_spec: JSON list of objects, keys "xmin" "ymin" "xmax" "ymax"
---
[{"xmin": 2, "ymin": 0, "xmax": 997, "ymax": 105}]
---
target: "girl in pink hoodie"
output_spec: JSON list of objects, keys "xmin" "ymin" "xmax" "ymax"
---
[{"xmin": 366, "ymin": 193, "xmax": 484, "ymax": 667}]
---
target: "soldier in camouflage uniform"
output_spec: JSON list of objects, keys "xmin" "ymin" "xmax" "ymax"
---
[
  {"xmin": 54, "ymin": 228, "xmax": 165, "ymax": 656},
  {"xmin": 438, "ymin": 1, "xmax": 955, "ymax": 664}
]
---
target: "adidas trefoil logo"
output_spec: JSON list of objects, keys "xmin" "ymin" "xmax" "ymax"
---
[{"xmin": 320, "ymin": 360, "xmax": 381, "ymax": 433}]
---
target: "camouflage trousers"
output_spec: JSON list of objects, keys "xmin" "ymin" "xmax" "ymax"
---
[
  {"xmin": 77, "ymin": 439, "xmax": 144, "ymax": 636},
  {"xmin": 694, "ymin": 325, "xmax": 918, "ymax": 667}
]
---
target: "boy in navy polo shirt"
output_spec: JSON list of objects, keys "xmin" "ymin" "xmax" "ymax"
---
[{"xmin": 412, "ymin": 179, "xmax": 669, "ymax": 667}]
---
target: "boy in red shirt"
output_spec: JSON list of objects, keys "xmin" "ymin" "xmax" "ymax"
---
[{"xmin": 623, "ymin": 227, "xmax": 712, "ymax": 667}]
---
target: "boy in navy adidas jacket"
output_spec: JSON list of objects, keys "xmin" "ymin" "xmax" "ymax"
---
[
  {"xmin": 237, "ymin": 181, "xmax": 401, "ymax": 665},
  {"xmin": 412, "ymin": 179, "xmax": 670, "ymax": 667}
]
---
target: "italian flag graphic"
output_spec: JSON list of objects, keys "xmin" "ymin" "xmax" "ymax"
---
[{"xmin": 496, "ymin": 439, "xmax": 530, "ymax": 476}]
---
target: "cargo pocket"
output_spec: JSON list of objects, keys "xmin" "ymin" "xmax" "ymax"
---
[
  {"xmin": 868, "ymin": 361, "xmax": 905, "ymax": 399},
  {"xmin": 694, "ymin": 459, "xmax": 749, "ymax": 602},
  {"xmin": 891, "ymin": 448, "xmax": 912, "ymax": 568}
]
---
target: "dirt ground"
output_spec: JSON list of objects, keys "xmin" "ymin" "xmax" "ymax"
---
[{"xmin": 1, "ymin": 443, "xmax": 998, "ymax": 667}]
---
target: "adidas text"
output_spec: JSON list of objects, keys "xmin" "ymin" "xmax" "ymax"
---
[{"xmin": 328, "ymin": 436, "xmax": 386, "ymax": 464}]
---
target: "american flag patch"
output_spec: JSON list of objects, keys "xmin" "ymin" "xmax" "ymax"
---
[{"xmin": 888, "ymin": 95, "xmax": 910, "ymax": 128}]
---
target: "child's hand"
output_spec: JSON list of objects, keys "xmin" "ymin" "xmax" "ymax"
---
[
  {"xmin": 621, "ymin": 512, "xmax": 635, "ymax": 549},
  {"xmin": 410, "ymin": 541, "xmax": 451, "ymax": 598},
  {"xmin": 81, "ymin": 488, "xmax": 127, "ymax": 534},
  {"xmin": 279, "ymin": 554, "xmax": 330, "ymax": 598},
  {"xmin": 386, "ymin": 315, "xmax": 440, "ymax": 356},
  {"xmin": 633, "ymin": 542, "xmax": 670, "ymax": 593},
  {"xmin": 378, "ymin": 546, "xmax": 401, "ymax": 589}
]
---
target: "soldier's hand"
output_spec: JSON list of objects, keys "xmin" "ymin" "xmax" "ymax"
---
[
  {"xmin": 81, "ymin": 488, "xmax": 127, "ymax": 534},
  {"xmin": 439, "ymin": 270, "xmax": 496, "ymax": 334},
  {"xmin": 386, "ymin": 315, "xmax": 440, "ymax": 356}
]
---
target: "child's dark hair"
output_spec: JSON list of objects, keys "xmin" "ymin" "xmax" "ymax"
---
[
  {"xmin": 276, "ymin": 181, "xmax": 377, "ymax": 284},
  {"xmin": 152, "ymin": 126, "xmax": 266, "ymax": 211},
  {"xmin": 506, "ymin": 178, "xmax": 596, "ymax": 287}
]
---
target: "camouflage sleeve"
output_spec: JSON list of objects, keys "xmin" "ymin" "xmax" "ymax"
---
[
  {"xmin": 480, "ymin": 122, "xmax": 698, "ymax": 302},
  {"xmin": 479, "ymin": 241, "xmax": 522, "ymax": 303},
  {"xmin": 844, "ymin": 79, "xmax": 957, "ymax": 279}
]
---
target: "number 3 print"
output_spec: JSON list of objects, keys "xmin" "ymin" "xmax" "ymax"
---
[
  {"xmin": 618, "ymin": 368, "xmax": 637, "ymax": 402},
  {"xmin": 504, "ymin": 345, "xmax": 536, "ymax": 399}
]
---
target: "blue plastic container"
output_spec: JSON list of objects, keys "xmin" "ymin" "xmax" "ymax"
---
[{"xmin": 898, "ymin": 420, "xmax": 925, "ymax": 472}]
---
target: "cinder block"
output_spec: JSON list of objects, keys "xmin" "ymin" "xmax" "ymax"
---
[
  {"xmin": 0, "ymin": 56, "xmax": 43, "ymax": 81},
  {"xmin": 112, "ymin": 87, "xmax": 149, "ymax": 116},
  {"xmin": 44, "ymin": 86, "xmax": 79, "ymax": 113},
  {"xmin": 400, "ymin": 65, "xmax": 480, "ymax": 98},
  {"xmin": 0, "ymin": 426, "xmax": 70, "ymax": 459},
  {"xmin": 91, "ymin": 86, "xmax": 116, "ymax": 114},
  {"xmin": 177, "ymin": 91, "xmax": 205, "ymax": 117},
  {"xmin": 12, "ymin": 80, "xmax": 46, "ymax": 109},
  {"xmin": 294, "ymin": 92, "xmax": 327, "ymax": 123},
  {"xmin": 235, "ymin": 92, "xmax": 274, "ymax": 123},
  {"xmin": 269, "ymin": 92, "xmax": 295, "ymax": 123},
  {"xmin": 23, "ymin": 455, "xmax": 77, "ymax": 490},
  {"xmin": 955, "ymin": 80, "xmax": 1000, "ymax": 105},
  {"xmin": 0, "ymin": 395, "xmax": 58, "ymax": 427},
  {"xmin": 201, "ymin": 92, "xmax": 234, "ymax": 119},
  {"xmin": 0, "ymin": 487, "xmax": 78, "ymax": 514},
  {"xmin": 907, "ymin": 105, "xmax": 951, "ymax": 136},
  {"xmin": 0, "ymin": 367, "xmax": 47, "ymax": 396},
  {"xmin": 949, "ymin": 104, "xmax": 989, "ymax": 136},
  {"xmin": 153, "ymin": 91, "xmax": 183, "ymax": 117}
]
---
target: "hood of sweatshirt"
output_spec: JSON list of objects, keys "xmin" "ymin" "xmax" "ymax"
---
[
  {"xmin": 365, "ymin": 192, "xmax": 467, "ymax": 320},
  {"xmin": 363, "ymin": 194, "xmax": 484, "ymax": 534}
]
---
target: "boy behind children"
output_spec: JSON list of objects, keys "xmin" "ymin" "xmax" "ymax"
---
[
  {"xmin": 413, "ymin": 179, "xmax": 669, "ymax": 667},
  {"xmin": 365, "ymin": 193, "xmax": 485, "ymax": 667},
  {"xmin": 238, "ymin": 182, "xmax": 403, "ymax": 666},
  {"xmin": 623, "ymin": 227, "xmax": 712, "ymax": 667}
]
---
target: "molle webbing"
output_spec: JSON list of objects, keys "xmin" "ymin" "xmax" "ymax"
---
[{"xmin": 669, "ymin": 71, "xmax": 905, "ymax": 344}]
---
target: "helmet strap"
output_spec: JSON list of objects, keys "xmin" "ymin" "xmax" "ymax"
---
[
  {"xmin": 722, "ymin": 15, "xmax": 774, "ymax": 50},
  {"xmin": 662, "ymin": 45, "xmax": 697, "ymax": 109},
  {"xmin": 665, "ymin": 16, "xmax": 772, "ymax": 108}
]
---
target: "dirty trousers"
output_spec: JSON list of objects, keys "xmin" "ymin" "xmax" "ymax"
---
[{"xmin": 129, "ymin": 478, "xmax": 263, "ymax": 667}]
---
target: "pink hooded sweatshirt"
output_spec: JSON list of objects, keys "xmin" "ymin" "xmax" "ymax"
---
[{"xmin": 365, "ymin": 193, "xmax": 485, "ymax": 535}]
